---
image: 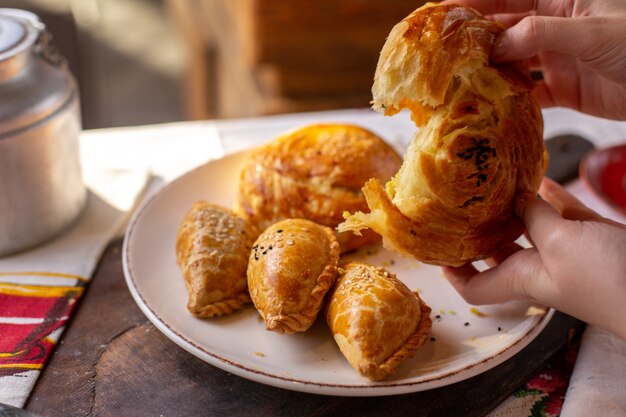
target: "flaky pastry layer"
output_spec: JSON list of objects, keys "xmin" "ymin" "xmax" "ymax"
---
[{"xmin": 339, "ymin": 3, "xmax": 548, "ymax": 266}]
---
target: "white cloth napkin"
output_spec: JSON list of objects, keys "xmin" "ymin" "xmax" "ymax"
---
[
  {"xmin": 561, "ymin": 326, "xmax": 626, "ymax": 416},
  {"xmin": 0, "ymin": 121, "xmax": 224, "ymax": 408},
  {"xmin": 0, "ymin": 167, "xmax": 148, "ymax": 408}
]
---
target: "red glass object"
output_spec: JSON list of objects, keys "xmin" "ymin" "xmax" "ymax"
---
[{"xmin": 580, "ymin": 144, "xmax": 626, "ymax": 213}]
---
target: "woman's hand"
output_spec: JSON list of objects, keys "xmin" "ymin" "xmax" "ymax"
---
[
  {"xmin": 442, "ymin": 0, "xmax": 626, "ymax": 120},
  {"xmin": 444, "ymin": 178, "xmax": 626, "ymax": 340}
]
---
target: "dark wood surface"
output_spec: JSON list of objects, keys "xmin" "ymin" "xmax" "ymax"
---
[{"xmin": 23, "ymin": 238, "xmax": 585, "ymax": 417}]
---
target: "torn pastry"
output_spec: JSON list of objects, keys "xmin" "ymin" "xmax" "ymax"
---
[{"xmin": 339, "ymin": 3, "xmax": 548, "ymax": 266}]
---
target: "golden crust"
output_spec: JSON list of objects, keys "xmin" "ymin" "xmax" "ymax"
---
[
  {"xmin": 326, "ymin": 262, "xmax": 432, "ymax": 381},
  {"xmin": 247, "ymin": 219, "xmax": 340, "ymax": 334},
  {"xmin": 234, "ymin": 124, "xmax": 402, "ymax": 253},
  {"xmin": 176, "ymin": 201, "xmax": 257, "ymax": 318},
  {"xmin": 340, "ymin": 3, "xmax": 547, "ymax": 266}
]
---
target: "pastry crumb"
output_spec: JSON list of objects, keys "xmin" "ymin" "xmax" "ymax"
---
[{"xmin": 470, "ymin": 307, "xmax": 489, "ymax": 318}]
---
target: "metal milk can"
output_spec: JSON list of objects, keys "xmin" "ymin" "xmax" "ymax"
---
[{"xmin": 0, "ymin": 9, "xmax": 86, "ymax": 257}]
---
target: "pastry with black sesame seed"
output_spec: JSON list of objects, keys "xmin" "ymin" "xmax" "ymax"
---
[
  {"xmin": 326, "ymin": 262, "xmax": 432, "ymax": 381},
  {"xmin": 338, "ymin": 3, "xmax": 547, "ymax": 266},
  {"xmin": 176, "ymin": 201, "xmax": 258, "ymax": 318},
  {"xmin": 247, "ymin": 218, "xmax": 340, "ymax": 334}
]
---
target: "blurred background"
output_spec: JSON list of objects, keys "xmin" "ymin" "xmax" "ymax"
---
[{"xmin": 0, "ymin": 0, "xmax": 420, "ymax": 129}]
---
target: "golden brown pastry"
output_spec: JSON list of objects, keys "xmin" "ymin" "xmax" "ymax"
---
[
  {"xmin": 326, "ymin": 262, "xmax": 432, "ymax": 381},
  {"xmin": 234, "ymin": 123, "xmax": 402, "ymax": 253},
  {"xmin": 339, "ymin": 3, "xmax": 548, "ymax": 266},
  {"xmin": 176, "ymin": 201, "xmax": 257, "ymax": 318},
  {"xmin": 247, "ymin": 218, "xmax": 340, "ymax": 334}
]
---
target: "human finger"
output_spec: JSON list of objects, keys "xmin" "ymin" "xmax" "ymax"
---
[
  {"xmin": 439, "ymin": 0, "xmax": 536, "ymax": 16},
  {"xmin": 444, "ymin": 248, "xmax": 545, "ymax": 305},
  {"xmin": 485, "ymin": 242, "xmax": 524, "ymax": 267},
  {"xmin": 540, "ymin": 178, "xmax": 626, "ymax": 229},
  {"xmin": 539, "ymin": 177, "xmax": 602, "ymax": 221},
  {"xmin": 491, "ymin": 16, "xmax": 605, "ymax": 63},
  {"xmin": 491, "ymin": 12, "xmax": 531, "ymax": 28},
  {"xmin": 520, "ymin": 194, "xmax": 567, "ymax": 249}
]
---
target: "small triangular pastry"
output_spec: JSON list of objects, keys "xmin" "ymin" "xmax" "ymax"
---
[
  {"xmin": 326, "ymin": 262, "xmax": 432, "ymax": 381},
  {"xmin": 247, "ymin": 219, "xmax": 340, "ymax": 334},
  {"xmin": 176, "ymin": 201, "xmax": 257, "ymax": 318}
]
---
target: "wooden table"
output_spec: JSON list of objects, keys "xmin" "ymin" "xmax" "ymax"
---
[
  {"xmin": 23, "ymin": 237, "xmax": 584, "ymax": 417},
  {"xmin": 24, "ymin": 106, "xmax": 626, "ymax": 416}
]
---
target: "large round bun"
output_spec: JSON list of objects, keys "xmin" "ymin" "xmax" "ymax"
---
[
  {"xmin": 339, "ymin": 3, "xmax": 548, "ymax": 266},
  {"xmin": 235, "ymin": 123, "xmax": 402, "ymax": 252}
]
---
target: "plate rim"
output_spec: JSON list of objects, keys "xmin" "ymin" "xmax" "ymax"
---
[{"xmin": 122, "ymin": 152, "xmax": 555, "ymax": 397}]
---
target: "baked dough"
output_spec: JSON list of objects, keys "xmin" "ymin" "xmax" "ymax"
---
[
  {"xmin": 326, "ymin": 262, "xmax": 432, "ymax": 381},
  {"xmin": 339, "ymin": 3, "xmax": 548, "ymax": 266},
  {"xmin": 176, "ymin": 201, "xmax": 257, "ymax": 318},
  {"xmin": 235, "ymin": 123, "xmax": 402, "ymax": 253},
  {"xmin": 247, "ymin": 218, "xmax": 340, "ymax": 334}
]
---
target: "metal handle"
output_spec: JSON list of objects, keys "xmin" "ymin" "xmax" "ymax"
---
[{"xmin": 35, "ymin": 29, "xmax": 67, "ymax": 68}]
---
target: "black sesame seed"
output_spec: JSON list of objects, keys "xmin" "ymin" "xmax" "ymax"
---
[
  {"xmin": 430, "ymin": 337, "xmax": 436, "ymax": 342},
  {"xmin": 277, "ymin": 229, "xmax": 283, "ymax": 233},
  {"xmin": 268, "ymin": 245, "xmax": 273, "ymax": 250},
  {"xmin": 498, "ymin": 327, "xmax": 502, "ymax": 332},
  {"xmin": 435, "ymin": 315, "xmax": 442, "ymax": 320},
  {"xmin": 464, "ymin": 322, "xmax": 470, "ymax": 326}
]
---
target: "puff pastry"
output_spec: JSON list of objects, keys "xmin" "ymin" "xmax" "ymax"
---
[
  {"xmin": 326, "ymin": 262, "xmax": 432, "ymax": 381},
  {"xmin": 176, "ymin": 201, "xmax": 257, "ymax": 318},
  {"xmin": 247, "ymin": 218, "xmax": 340, "ymax": 334},
  {"xmin": 234, "ymin": 123, "xmax": 402, "ymax": 253},
  {"xmin": 339, "ymin": 3, "xmax": 548, "ymax": 266}
]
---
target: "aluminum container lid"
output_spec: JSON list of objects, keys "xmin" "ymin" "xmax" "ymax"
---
[
  {"xmin": 0, "ymin": 9, "xmax": 76, "ymax": 139},
  {"xmin": 0, "ymin": 9, "xmax": 41, "ymax": 60}
]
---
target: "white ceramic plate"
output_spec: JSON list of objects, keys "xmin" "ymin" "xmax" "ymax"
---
[{"xmin": 123, "ymin": 151, "xmax": 554, "ymax": 397}]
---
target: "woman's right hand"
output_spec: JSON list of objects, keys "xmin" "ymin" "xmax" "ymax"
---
[
  {"xmin": 442, "ymin": 0, "xmax": 626, "ymax": 120},
  {"xmin": 444, "ymin": 178, "xmax": 626, "ymax": 341}
]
